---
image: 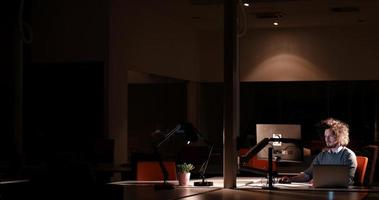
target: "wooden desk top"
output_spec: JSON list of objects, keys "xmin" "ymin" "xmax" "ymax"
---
[
  {"xmin": 109, "ymin": 177, "xmax": 379, "ymax": 200},
  {"xmin": 182, "ymin": 189, "xmax": 379, "ymax": 200},
  {"xmin": 0, "ymin": 179, "xmax": 29, "ymax": 185},
  {"xmin": 108, "ymin": 181, "xmax": 220, "ymax": 200}
]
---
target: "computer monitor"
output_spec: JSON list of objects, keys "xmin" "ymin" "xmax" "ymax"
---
[{"xmin": 256, "ymin": 124, "xmax": 302, "ymax": 162}]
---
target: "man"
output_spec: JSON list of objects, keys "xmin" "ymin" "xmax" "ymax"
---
[{"xmin": 280, "ymin": 118, "xmax": 357, "ymax": 185}]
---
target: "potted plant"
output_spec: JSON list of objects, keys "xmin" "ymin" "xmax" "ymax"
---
[{"xmin": 177, "ymin": 163, "xmax": 194, "ymax": 186}]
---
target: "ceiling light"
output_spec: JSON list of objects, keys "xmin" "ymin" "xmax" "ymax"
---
[
  {"xmin": 244, "ymin": 3, "xmax": 250, "ymax": 7},
  {"xmin": 273, "ymin": 22, "xmax": 279, "ymax": 26}
]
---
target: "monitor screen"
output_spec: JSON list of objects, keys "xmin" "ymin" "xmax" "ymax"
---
[{"xmin": 256, "ymin": 124, "xmax": 302, "ymax": 162}]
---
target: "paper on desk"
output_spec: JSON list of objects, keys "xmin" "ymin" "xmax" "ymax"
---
[
  {"xmin": 275, "ymin": 182, "xmax": 312, "ymax": 189},
  {"xmin": 238, "ymin": 181, "xmax": 312, "ymax": 189}
]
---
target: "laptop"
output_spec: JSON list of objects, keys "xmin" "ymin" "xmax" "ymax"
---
[{"xmin": 313, "ymin": 165, "xmax": 350, "ymax": 188}]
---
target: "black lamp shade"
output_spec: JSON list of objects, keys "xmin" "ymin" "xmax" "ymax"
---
[{"xmin": 178, "ymin": 122, "xmax": 199, "ymax": 143}]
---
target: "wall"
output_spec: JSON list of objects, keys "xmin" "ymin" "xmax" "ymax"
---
[
  {"xmin": 31, "ymin": 0, "xmax": 108, "ymax": 62},
  {"xmin": 240, "ymin": 26, "xmax": 379, "ymax": 81},
  {"xmin": 30, "ymin": 1, "xmax": 379, "ymax": 82},
  {"xmin": 118, "ymin": 0, "xmax": 200, "ymax": 81},
  {"xmin": 29, "ymin": 0, "xmax": 202, "ymax": 176},
  {"xmin": 27, "ymin": 0, "xmax": 110, "ymax": 168},
  {"xmin": 197, "ymin": 30, "xmax": 224, "ymax": 82},
  {"xmin": 109, "ymin": 0, "xmax": 202, "ymax": 171},
  {"xmin": 197, "ymin": 26, "xmax": 379, "ymax": 82}
]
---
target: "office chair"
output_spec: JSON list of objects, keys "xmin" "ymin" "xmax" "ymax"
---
[
  {"xmin": 355, "ymin": 156, "xmax": 368, "ymax": 186},
  {"xmin": 136, "ymin": 161, "xmax": 177, "ymax": 181},
  {"xmin": 362, "ymin": 145, "xmax": 378, "ymax": 185}
]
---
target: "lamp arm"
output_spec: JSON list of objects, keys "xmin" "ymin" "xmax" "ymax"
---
[
  {"xmin": 199, "ymin": 144, "xmax": 214, "ymax": 180},
  {"xmin": 239, "ymin": 138, "xmax": 302, "ymax": 164},
  {"xmin": 157, "ymin": 125, "xmax": 181, "ymax": 147},
  {"xmin": 240, "ymin": 138, "xmax": 270, "ymax": 164},
  {"xmin": 153, "ymin": 145, "xmax": 169, "ymax": 184}
]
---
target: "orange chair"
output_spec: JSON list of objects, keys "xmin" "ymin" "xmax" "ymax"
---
[
  {"xmin": 355, "ymin": 156, "xmax": 368, "ymax": 186},
  {"xmin": 136, "ymin": 161, "xmax": 177, "ymax": 181},
  {"xmin": 239, "ymin": 148, "xmax": 277, "ymax": 172}
]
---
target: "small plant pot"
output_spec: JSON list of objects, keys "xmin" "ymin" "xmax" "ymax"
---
[{"xmin": 178, "ymin": 172, "xmax": 191, "ymax": 186}]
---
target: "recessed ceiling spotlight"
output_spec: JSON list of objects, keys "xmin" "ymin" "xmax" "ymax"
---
[
  {"xmin": 273, "ymin": 22, "xmax": 279, "ymax": 26},
  {"xmin": 244, "ymin": 3, "xmax": 250, "ymax": 7}
]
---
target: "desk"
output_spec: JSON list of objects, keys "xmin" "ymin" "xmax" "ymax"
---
[
  {"xmin": 0, "ymin": 179, "xmax": 29, "ymax": 185},
  {"xmin": 185, "ymin": 189, "xmax": 378, "ymax": 200},
  {"xmin": 109, "ymin": 177, "xmax": 379, "ymax": 200},
  {"xmin": 0, "ymin": 178, "xmax": 30, "ymax": 200},
  {"xmin": 108, "ymin": 180, "xmax": 220, "ymax": 200}
]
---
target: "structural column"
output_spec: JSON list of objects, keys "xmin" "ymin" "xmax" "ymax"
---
[
  {"xmin": 223, "ymin": 0, "xmax": 239, "ymax": 188},
  {"xmin": 108, "ymin": 0, "xmax": 129, "ymax": 180}
]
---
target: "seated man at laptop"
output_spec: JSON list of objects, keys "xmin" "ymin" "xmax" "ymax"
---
[{"xmin": 279, "ymin": 118, "xmax": 357, "ymax": 185}]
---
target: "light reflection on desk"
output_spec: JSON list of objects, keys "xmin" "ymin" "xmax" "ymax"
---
[{"xmin": 188, "ymin": 177, "xmax": 313, "ymax": 189}]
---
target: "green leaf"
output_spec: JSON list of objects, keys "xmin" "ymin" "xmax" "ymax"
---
[{"xmin": 177, "ymin": 163, "xmax": 195, "ymax": 173}]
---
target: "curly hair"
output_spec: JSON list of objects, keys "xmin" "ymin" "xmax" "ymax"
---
[{"xmin": 322, "ymin": 118, "xmax": 350, "ymax": 146}]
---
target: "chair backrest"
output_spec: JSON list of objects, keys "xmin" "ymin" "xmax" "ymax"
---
[
  {"xmin": 303, "ymin": 147, "xmax": 312, "ymax": 157},
  {"xmin": 362, "ymin": 145, "xmax": 378, "ymax": 185},
  {"xmin": 355, "ymin": 156, "xmax": 368, "ymax": 185},
  {"xmin": 136, "ymin": 161, "xmax": 177, "ymax": 181}
]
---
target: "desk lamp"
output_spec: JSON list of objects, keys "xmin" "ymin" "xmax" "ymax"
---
[
  {"xmin": 239, "ymin": 138, "xmax": 303, "ymax": 190},
  {"xmin": 152, "ymin": 122, "xmax": 199, "ymax": 190},
  {"xmin": 180, "ymin": 123, "xmax": 214, "ymax": 186}
]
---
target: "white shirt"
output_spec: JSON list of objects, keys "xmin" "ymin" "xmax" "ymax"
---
[{"xmin": 328, "ymin": 145, "xmax": 344, "ymax": 154}]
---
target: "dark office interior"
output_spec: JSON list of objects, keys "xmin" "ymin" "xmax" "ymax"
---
[{"xmin": 2, "ymin": 0, "xmax": 379, "ymax": 199}]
